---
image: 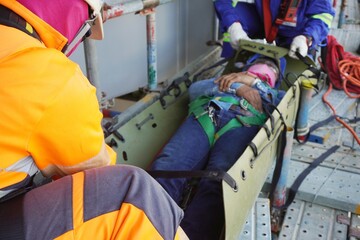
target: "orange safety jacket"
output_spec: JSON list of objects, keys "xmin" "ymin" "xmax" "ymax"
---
[
  {"xmin": 0, "ymin": 0, "xmax": 116, "ymax": 199},
  {"xmin": 0, "ymin": 2, "xmax": 184, "ymax": 240}
]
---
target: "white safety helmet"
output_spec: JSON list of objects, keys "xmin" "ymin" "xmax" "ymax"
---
[{"xmin": 84, "ymin": 0, "xmax": 104, "ymax": 40}]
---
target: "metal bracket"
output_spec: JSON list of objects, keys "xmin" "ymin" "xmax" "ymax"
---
[
  {"xmin": 337, "ymin": 214, "xmax": 351, "ymax": 225},
  {"xmin": 349, "ymin": 227, "xmax": 360, "ymax": 238},
  {"xmin": 135, "ymin": 113, "xmax": 154, "ymax": 130}
]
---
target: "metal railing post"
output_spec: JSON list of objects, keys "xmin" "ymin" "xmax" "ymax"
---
[
  {"xmin": 146, "ymin": 11, "xmax": 158, "ymax": 90},
  {"xmin": 338, "ymin": 0, "xmax": 347, "ymax": 28},
  {"xmin": 83, "ymin": 38, "xmax": 102, "ymax": 102}
]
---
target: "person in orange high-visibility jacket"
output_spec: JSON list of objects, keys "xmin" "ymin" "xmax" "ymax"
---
[{"xmin": 0, "ymin": 0, "xmax": 184, "ymax": 239}]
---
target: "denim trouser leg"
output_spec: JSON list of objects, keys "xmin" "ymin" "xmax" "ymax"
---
[
  {"xmin": 150, "ymin": 115, "xmax": 211, "ymax": 204},
  {"xmin": 181, "ymin": 122, "xmax": 259, "ymax": 240}
]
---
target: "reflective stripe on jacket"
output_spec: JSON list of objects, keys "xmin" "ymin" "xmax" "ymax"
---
[
  {"xmin": 3, "ymin": 165, "xmax": 183, "ymax": 239},
  {"xmin": 214, "ymin": 0, "xmax": 335, "ymax": 57}
]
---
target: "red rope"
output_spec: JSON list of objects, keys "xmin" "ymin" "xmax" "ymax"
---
[
  {"xmin": 338, "ymin": 57, "xmax": 360, "ymax": 98},
  {"xmin": 322, "ymin": 56, "xmax": 360, "ymax": 144},
  {"xmin": 322, "ymin": 83, "xmax": 359, "ymax": 144}
]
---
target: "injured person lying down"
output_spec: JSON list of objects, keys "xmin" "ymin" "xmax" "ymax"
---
[{"xmin": 150, "ymin": 53, "xmax": 287, "ymax": 240}]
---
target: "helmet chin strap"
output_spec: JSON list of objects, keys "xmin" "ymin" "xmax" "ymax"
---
[{"xmin": 62, "ymin": 18, "xmax": 95, "ymax": 56}]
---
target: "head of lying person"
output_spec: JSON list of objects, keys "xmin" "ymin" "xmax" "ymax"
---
[{"xmin": 244, "ymin": 55, "xmax": 285, "ymax": 88}]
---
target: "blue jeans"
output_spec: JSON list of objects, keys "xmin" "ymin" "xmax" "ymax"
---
[{"xmin": 150, "ymin": 109, "xmax": 259, "ymax": 240}]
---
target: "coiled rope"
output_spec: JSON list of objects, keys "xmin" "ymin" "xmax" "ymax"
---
[
  {"xmin": 322, "ymin": 56, "xmax": 360, "ymax": 144},
  {"xmin": 338, "ymin": 57, "xmax": 360, "ymax": 98}
]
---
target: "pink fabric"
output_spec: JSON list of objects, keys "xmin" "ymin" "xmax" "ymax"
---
[
  {"xmin": 18, "ymin": 0, "xmax": 89, "ymax": 53},
  {"xmin": 248, "ymin": 63, "xmax": 277, "ymax": 88}
]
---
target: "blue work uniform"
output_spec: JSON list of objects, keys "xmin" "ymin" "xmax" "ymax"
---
[{"xmin": 214, "ymin": 0, "xmax": 335, "ymax": 58}]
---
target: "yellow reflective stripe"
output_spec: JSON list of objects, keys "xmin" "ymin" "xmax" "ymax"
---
[
  {"xmin": 232, "ymin": 0, "xmax": 237, "ymax": 7},
  {"xmin": 223, "ymin": 32, "xmax": 230, "ymax": 42},
  {"xmin": 25, "ymin": 22, "xmax": 34, "ymax": 34},
  {"xmin": 311, "ymin": 13, "xmax": 333, "ymax": 27}
]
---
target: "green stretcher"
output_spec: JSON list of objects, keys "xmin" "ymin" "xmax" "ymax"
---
[{"xmin": 105, "ymin": 40, "xmax": 317, "ymax": 239}]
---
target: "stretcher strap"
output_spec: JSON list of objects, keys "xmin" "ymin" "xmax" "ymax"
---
[
  {"xmin": 269, "ymin": 124, "xmax": 287, "ymax": 205},
  {"xmin": 148, "ymin": 170, "xmax": 238, "ymax": 191},
  {"xmin": 276, "ymin": 145, "xmax": 340, "ymax": 210},
  {"xmin": 262, "ymin": 103, "xmax": 288, "ymax": 206},
  {"xmin": 248, "ymin": 142, "xmax": 258, "ymax": 156},
  {"xmin": 193, "ymin": 58, "xmax": 230, "ymax": 82}
]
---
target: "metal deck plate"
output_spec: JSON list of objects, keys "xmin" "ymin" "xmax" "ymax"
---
[
  {"xmin": 307, "ymin": 87, "xmax": 360, "ymax": 149},
  {"xmin": 350, "ymin": 213, "xmax": 360, "ymax": 239},
  {"xmin": 239, "ymin": 198, "xmax": 272, "ymax": 240},
  {"xmin": 279, "ymin": 200, "xmax": 349, "ymax": 239},
  {"xmin": 263, "ymin": 72, "xmax": 360, "ymax": 211},
  {"xmin": 265, "ymin": 142, "xmax": 360, "ymax": 214}
]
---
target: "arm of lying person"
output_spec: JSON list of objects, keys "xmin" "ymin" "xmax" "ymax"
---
[
  {"xmin": 236, "ymin": 85, "xmax": 263, "ymax": 112},
  {"xmin": 188, "ymin": 78, "xmax": 235, "ymax": 101},
  {"xmin": 251, "ymin": 80, "xmax": 286, "ymax": 106},
  {"xmin": 214, "ymin": 72, "xmax": 256, "ymax": 92},
  {"xmin": 235, "ymin": 81, "xmax": 285, "ymax": 112},
  {"xmin": 188, "ymin": 72, "xmax": 257, "ymax": 101}
]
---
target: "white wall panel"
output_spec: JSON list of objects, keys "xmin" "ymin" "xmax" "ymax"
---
[{"xmin": 70, "ymin": 0, "xmax": 215, "ymax": 99}]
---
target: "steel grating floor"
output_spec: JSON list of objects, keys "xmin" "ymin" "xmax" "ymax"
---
[
  {"xmin": 278, "ymin": 199, "xmax": 360, "ymax": 240},
  {"xmin": 239, "ymin": 198, "xmax": 272, "ymax": 240}
]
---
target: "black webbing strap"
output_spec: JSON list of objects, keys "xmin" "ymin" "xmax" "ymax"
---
[
  {"xmin": 0, "ymin": 193, "xmax": 25, "ymax": 240},
  {"xmin": 0, "ymin": 5, "xmax": 41, "ymax": 41},
  {"xmin": 193, "ymin": 58, "xmax": 230, "ymax": 82},
  {"xmin": 279, "ymin": 145, "xmax": 340, "ymax": 209},
  {"xmin": 349, "ymin": 117, "xmax": 360, "ymax": 124},
  {"xmin": 263, "ymin": 104, "xmax": 275, "ymax": 134},
  {"xmin": 295, "ymin": 115, "xmax": 338, "ymax": 144},
  {"xmin": 269, "ymin": 124, "xmax": 288, "ymax": 204},
  {"xmin": 295, "ymin": 51, "xmax": 316, "ymax": 68},
  {"xmin": 309, "ymin": 115, "xmax": 337, "ymax": 132},
  {"xmin": 310, "ymin": 115, "xmax": 359, "ymax": 130},
  {"xmin": 148, "ymin": 170, "xmax": 238, "ymax": 191},
  {"xmin": 264, "ymin": 102, "xmax": 289, "ymax": 205},
  {"xmin": 248, "ymin": 142, "xmax": 258, "ymax": 157}
]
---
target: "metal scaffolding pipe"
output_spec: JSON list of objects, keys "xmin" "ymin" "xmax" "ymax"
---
[
  {"xmin": 338, "ymin": 0, "xmax": 347, "ymax": 28},
  {"xmin": 81, "ymin": 0, "xmax": 178, "ymax": 110},
  {"xmin": 213, "ymin": 14, "xmax": 219, "ymax": 41},
  {"xmin": 103, "ymin": 0, "xmax": 174, "ymax": 21},
  {"xmin": 143, "ymin": 0, "xmax": 160, "ymax": 9},
  {"xmin": 104, "ymin": 1, "xmax": 161, "ymax": 90},
  {"xmin": 83, "ymin": 38, "xmax": 102, "ymax": 102},
  {"xmin": 147, "ymin": 12, "xmax": 158, "ymax": 90},
  {"xmin": 84, "ymin": 0, "xmax": 176, "ymax": 103}
]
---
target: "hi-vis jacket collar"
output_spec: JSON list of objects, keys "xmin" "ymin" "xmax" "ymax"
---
[{"xmin": 0, "ymin": 0, "xmax": 67, "ymax": 51}]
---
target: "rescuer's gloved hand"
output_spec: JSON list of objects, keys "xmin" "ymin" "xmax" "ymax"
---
[
  {"xmin": 228, "ymin": 22, "xmax": 250, "ymax": 49},
  {"xmin": 289, "ymin": 35, "xmax": 309, "ymax": 59}
]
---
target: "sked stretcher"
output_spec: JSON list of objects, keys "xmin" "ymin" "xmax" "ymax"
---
[{"xmin": 104, "ymin": 40, "xmax": 318, "ymax": 239}]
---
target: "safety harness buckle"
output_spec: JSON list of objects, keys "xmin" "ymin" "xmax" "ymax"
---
[
  {"xmin": 207, "ymin": 105, "xmax": 217, "ymax": 126},
  {"xmin": 239, "ymin": 98, "xmax": 249, "ymax": 110},
  {"xmin": 195, "ymin": 110, "xmax": 208, "ymax": 119}
]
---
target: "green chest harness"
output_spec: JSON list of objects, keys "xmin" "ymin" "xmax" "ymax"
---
[{"xmin": 188, "ymin": 96, "xmax": 267, "ymax": 146}]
